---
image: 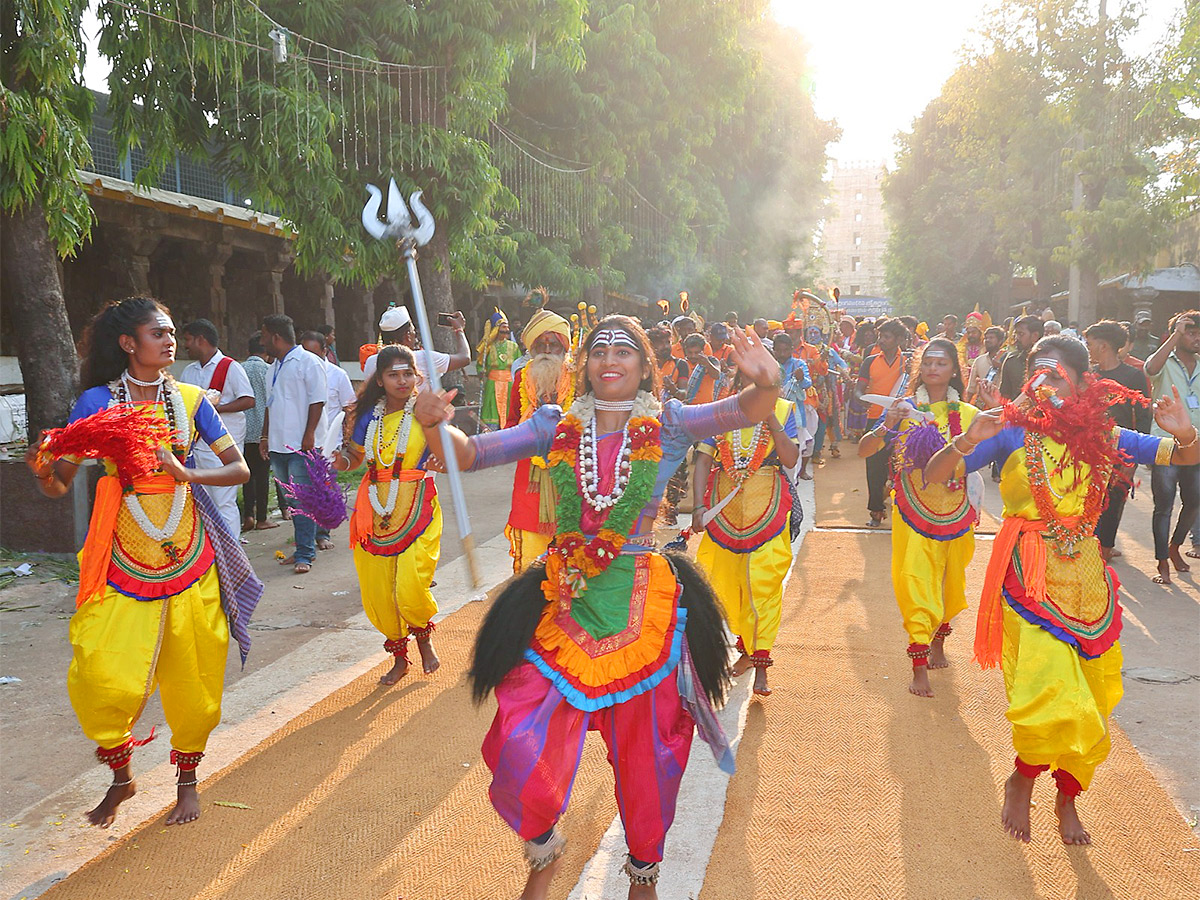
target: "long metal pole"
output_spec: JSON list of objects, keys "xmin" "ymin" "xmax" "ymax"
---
[{"xmin": 400, "ymin": 238, "xmax": 480, "ymax": 588}]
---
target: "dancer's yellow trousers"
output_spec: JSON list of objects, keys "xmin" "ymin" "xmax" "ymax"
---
[
  {"xmin": 68, "ymin": 567, "xmax": 228, "ymax": 753},
  {"xmin": 505, "ymin": 525, "xmax": 551, "ymax": 575},
  {"xmin": 696, "ymin": 528, "xmax": 791, "ymax": 654},
  {"xmin": 354, "ymin": 505, "xmax": 441, "ymax": 642},
  {"xmin": 1001, "ymin": 605, "xmax": 1123, "ymax": 791},
  {"xmin": 891, "ymin": 516, "xmax": 973, "ymax": 645}
]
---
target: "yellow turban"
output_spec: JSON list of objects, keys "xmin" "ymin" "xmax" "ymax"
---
[{"xmin": 521, "ymin": 308, "xmax": 570, "ymax": 352}]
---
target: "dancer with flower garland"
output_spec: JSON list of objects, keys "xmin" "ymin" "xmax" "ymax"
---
[
  {"xmin": 334, "ymin": 345, "xmax": 441, "ymax": 684},
  {"xmin": 925, "ymin": 336, "xmax": 1200, "ymax": 845},
  {"xmin": 858, "ymin": 339, "xmax": 980, "ymax": 698},
  {"xmin": 693, "ymin": 379, "xmax": 799, "ymax": 697},
  {"xmin": 415, "ymin": 316, "xmax": 781, "ymax": 900},
  {"xmin": 25, "ymin": 297, "xmax": 258, "ymax": 829}
]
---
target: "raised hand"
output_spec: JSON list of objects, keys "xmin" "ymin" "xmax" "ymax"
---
[
  {"xmin": 964, "ymin": 407, "xmax": 1003, "ymax": 444},
  {"xmin": 975, "ymin": 380, "xmax": 1002, "ymax": 410},
  {"xmin": 727, "ymin": 326, "xmax": 781, "ymax": 389},
  {"xmin": 1154, "ymin": 386, "xmax": 1198, "ymax": 441},
  {"xmin": 414, "ymin": 387, "xmax": 458, "ymax": 428}
]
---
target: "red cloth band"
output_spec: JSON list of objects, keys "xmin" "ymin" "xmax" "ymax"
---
[
  {"xmin": 1052, "ymin": 768, "xmax": 1083, "ymax": 797},
  {"xmin": 408, "ymin": 622, "xmax": 436, "ymax": 640},
  {"xmin": 1014, "ymin": 756, "xmax": 1049, "ymax": 779},
  {"xmin": 95, "ymin": 727, "xmax": 157, "ymax": 769},
  {"xmin": 170, "ymin": 749, "xmax": 204, "ymax": 771},
  {"xmin": 907, "ymin": 642, "xmax": 930, "ymax": 665},
  {"xmin": 383, "ymin": 637, "xmax": 409, "ymax": 658}
]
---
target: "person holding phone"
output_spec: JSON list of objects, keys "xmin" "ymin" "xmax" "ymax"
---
[{"xmin": 361, "ymin": 305, "xmax": 471, "ymax": 383}]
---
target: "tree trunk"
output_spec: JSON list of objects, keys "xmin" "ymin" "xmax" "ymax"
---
[{"xmin": 1, "ymin": 200, "xmax": 80, "ymax": 441}]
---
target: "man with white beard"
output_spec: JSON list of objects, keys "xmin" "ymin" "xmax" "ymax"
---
[{"xmin": 504, "ymin": 308, "xmax": 574, "ymax": 572}]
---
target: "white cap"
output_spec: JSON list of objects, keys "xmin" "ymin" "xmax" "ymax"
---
[{"xmin": 379, "ymin": 305, "xmax": 411, "ymax": 331}]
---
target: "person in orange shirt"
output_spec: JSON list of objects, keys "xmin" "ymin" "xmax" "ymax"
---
[
  {"xmin": 670, "ymin": 316, "xmax": 711, "ymax": 359},
  {"xmin": 855, "ymin": 319, "xmax": 909, "ymax": 527}
]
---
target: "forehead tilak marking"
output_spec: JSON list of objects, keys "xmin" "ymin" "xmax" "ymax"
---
[
  {"xmin": 154, "ymin": 314, "xmax": 173, "ymax": 329},
  {"xmin": 921, "ymin": 348, "xmax": 951, "ymax": 360},
  {"xmin": 592, "ymin": 329, "xmax": 639, "ymax": 349}
]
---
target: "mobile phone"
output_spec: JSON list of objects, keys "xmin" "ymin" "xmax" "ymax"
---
[{"xmin": 436, "ymin": 312, "xmax": 456, "ymax": 327}]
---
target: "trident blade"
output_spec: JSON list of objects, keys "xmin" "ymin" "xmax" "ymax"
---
[
  {"xmin": 361, "ymin": 183, "xmax": 386, "ymax": 240},
  {"xmin": 407, "ymin": 190, "xmax": 435, "ymax": 247}
]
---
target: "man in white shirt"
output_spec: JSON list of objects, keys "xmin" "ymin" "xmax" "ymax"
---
[
  {"xmin": 965, "ymin": 326, "xmax": 1006, "ymax": 405},
  {"xmin": 361, "ymin": 304, "xmax": 471, "ymax": 382},
  {"xmin": 259, "ymin": 314, "xmax": 327, "ymax": 574},
  {"xmin": 301, "ymin": 330, "xmax": 356, "ymax": 551},
  {"xmin": 180, "ymin": 319, "xmax": 255, "ymax": 539}
]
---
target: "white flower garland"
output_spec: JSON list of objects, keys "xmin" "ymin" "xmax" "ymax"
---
[
  {"xmin": 915, "ymin": 384, "xmax": 959, "ymax": 407},
  {"xmin": 730, "ymin": 422, "xmax": 766, "ymax": 469},
  {"xmin": 366, "ymin": 395, "xmax": 417, "ymax": 520},
  {"xmin": 110, "ymin": 373, "xmax": 190, "ymax": 545}
]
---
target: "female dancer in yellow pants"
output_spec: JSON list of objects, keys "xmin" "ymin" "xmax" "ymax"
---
[
  {"xmin": 335, "ymin": 345, "xmax": 441, "ymax": 684},
  {"xmin": 27, "ymin": 297, "xmax": 253, "ymax": 828},
  {"xmin": 693, "ymin": 394, "xmax": 799, "ymax": 696},
  {"xmin": 926, "ymin": 335, "xmax": 1199, "ymax": 844},
  {"xmin": 858, "ymin": 339, "xmax": 979, "ymax": 698}
]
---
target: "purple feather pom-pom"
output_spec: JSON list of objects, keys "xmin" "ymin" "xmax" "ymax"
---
[
  {"xmin": 277, "ymin": 450, "xmax": 349, "ymax": 530},
  {"xmin": 898, "ymin": 421, "xmax": 948, "ymax": 478}
]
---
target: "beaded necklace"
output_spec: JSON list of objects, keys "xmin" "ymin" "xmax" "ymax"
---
[
  {"xmin": 716, "ymin": 422, "xmax": 772, "ymax": 484},
  {"xmin": 365, "ymin": 394, "xmax": 417, "ymax": 525},
  {"xmin": 1023, "ymin": 432, "xmax": 1108, "ymax": 557},
  {"xmin": 110, "ymin": 373, "xmax": 190, "ymax": 560}
]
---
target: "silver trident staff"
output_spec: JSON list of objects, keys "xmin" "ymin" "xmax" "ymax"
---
[{"xmin": 362, "ymin": 179, "xmax": 480, "ymax": 587}]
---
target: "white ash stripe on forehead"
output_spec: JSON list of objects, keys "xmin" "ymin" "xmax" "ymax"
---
[
  {"xmin": 1032, "ymin": 357, "xmax": 1061, "ymax": 369},
  {"xmin": 591, "ymin": 329, "xmax": 639, "ymax": 349},
  {"xmin": 154, "ymin": 314, "xmax": 173, "ymax": 328},
  {"xmin": 921, "ymin": 348, "xmax": 952, "ymax": 359}
]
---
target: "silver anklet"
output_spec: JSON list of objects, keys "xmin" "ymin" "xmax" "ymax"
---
[
  {"xmin": 523, "ymin": 829, "xmax": 566, "ymax": 871},
  {"xmin": 177, "ymin": 779, "xmax": 198, "ymax": 787},
  {"xmin": 110, "ymin": 779, "xmax": 133, "ymax": 788},
  {"xmin": 623, "ymin": 856, "xmax": 661, "ymax": 885}
]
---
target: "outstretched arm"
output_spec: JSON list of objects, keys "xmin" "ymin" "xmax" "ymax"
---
[{"xmin": 414, "ymin": 388, "xmax": 477, "ymax": 470}]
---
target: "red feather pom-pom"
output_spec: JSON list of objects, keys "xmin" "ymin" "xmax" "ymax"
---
[
  {"xmin": 39, "ymin": 404, "xmax": 175, "ymax": 486},
  {"xmin": 1001, "ymin": 373, "xmax": 1148, "ymax": 475}
]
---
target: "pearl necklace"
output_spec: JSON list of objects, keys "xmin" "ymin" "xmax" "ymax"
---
[
  {"xmin": 578, "ymin": 414, "xmax": 633, "ymax": 512},
  {"xmin": 730, "ymin": 422, "xmax": 765, "ymax": 469},
  {"xmin": 111, "ymin": 373, "xmax": 190, "ymax": 551},
  {"xmin": 594, "ymin": 397, "xmax": 635, "ymax": 411},
  {"xmin": 366, "ymin": 395, "xmax": 416, "ymax": 520}
]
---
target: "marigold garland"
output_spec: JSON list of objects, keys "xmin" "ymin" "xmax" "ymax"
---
[
  {"xmin": 543, "ymin": 411, "xmax": 662, "ymax": 602},
  {"xmin": 716, "ymin": 423, "xmax": 772, "ymax": 483}
]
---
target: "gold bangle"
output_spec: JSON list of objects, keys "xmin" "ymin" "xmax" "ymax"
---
[
  {"xmin": 1177, "ymin": 428, "xmax": 1199, "ymax": 450},
  {"xmin": 953, "ymin": 435, "xmax": 977, "ymax": 455}
]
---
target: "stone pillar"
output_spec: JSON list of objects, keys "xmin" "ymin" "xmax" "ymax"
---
[
  {"xmin": 266, "ymin": 249, "xmax": 293, "ymax": 316},
  {"xmin": 109, "ymin": 223, "xmax": 162, "ymax": 296},
  {"xmin": 320, "ymin": 274, "xmax": 335, "ymax": 327},
  {"xmin": 207, "ymin": 237, "xmax": 234, "ymax": 344}
]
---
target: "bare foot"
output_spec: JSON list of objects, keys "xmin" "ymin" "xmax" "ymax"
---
[
  {"xmin": 1154, "ymin": 560, "xmax": 1172, "ymax": 585},
  {"xmin": 279, "ymin": 554, "xmax": 295, "ymax": 566},
  {"xmin": 165, "ymin": 782, "xmax": 200, "ymax": 826},
  {"xmin": 293, "ymin": 561, "xmax": 311, "ymax": 574},
  {"xmin": 929, "ymin": 636, "xmax": 949, "ymax": 669},
  {"xmin": 752, "ymin": 667, "xmax": 771, "ymax": 696},
  {"xmin": 1098, "ymin": 545, "xmax": 1113, "ymax": 562},
  {"xmin": 908, "ymin": 665, "xmax": 934, "ymax": 698},
  {"xmin": 729, "ymin": 653, "xmax": 752, "ymax": 677},
  {"xmin": 1055, "ymin": 791, "xmax": 1092, "ymax": 845},
  {"xmin": 797, "ymin": 466, "xmax": 813, "ymax": 481},
  {"xmin": 1001, "ymin": 769, "xmax": 1036, "ymax": 842},
  {"xmin": 1168, "ymin": 545, "xmax": 1191, "ymax": 573},
  {"xmin": 316, "ymin": 538, "xmax": 335, "ymax": 551},
  {"xmin": 519, "ymin": 856, "xmax": 562, "ymax": 900},
  {"xmin": 379, "ymin": 655, "xmax": 409, "ymax": 685},
  {"xmin": 415, "ymin": 635, "xmax": 441, "ymax": 675},
  {"xmin": 255, "ymin": 519, "xmax": 280, "ymax": 530},
  {"xmin": 628, "ymin": 884, "xmax": 658, "ymax": 900},
  {"xmin": 86, "ymin": 778, "xmax": 136, "ymax": 828}
]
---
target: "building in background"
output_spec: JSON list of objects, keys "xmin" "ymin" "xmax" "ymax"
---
[{"xmin": 820, "ymin": 161, "xmax": 889, "ymax": 300}]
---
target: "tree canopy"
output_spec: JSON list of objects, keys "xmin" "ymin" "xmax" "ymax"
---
[{"xmin": 883, "ymin": 0, "xmax": 1186, "ymax": 322}]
